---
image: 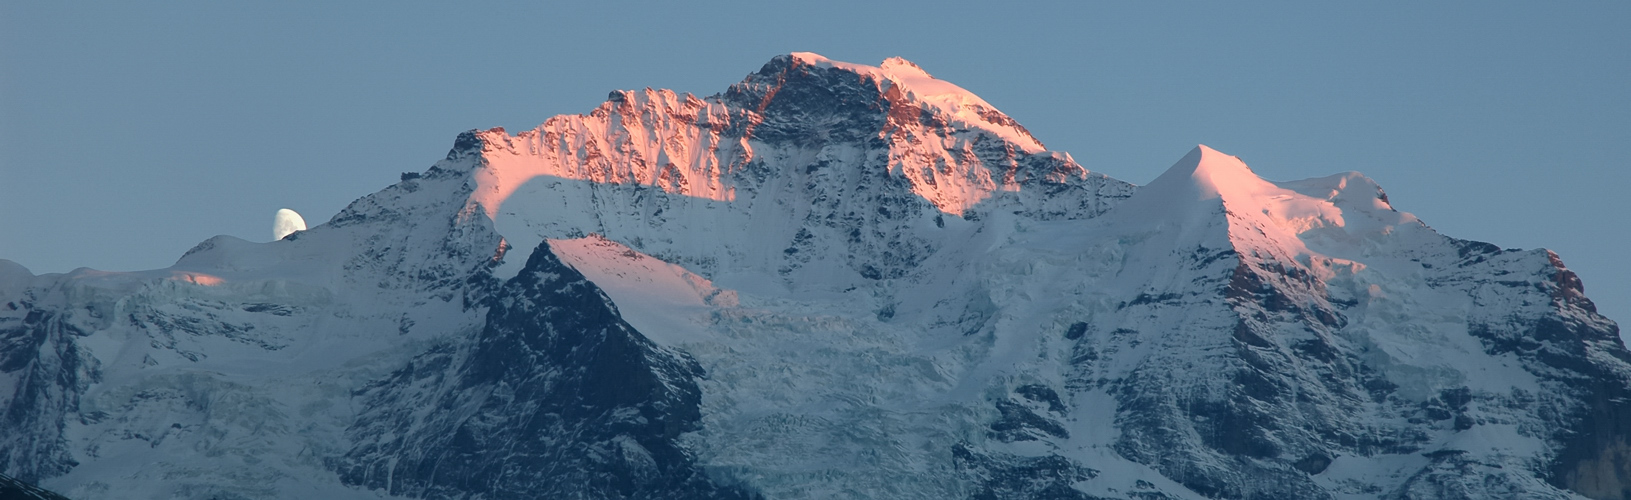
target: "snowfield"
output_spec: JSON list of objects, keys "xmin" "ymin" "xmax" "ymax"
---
[{"xmin": 1, "ymin": 54, "xmax": 1626, "ymax": 500}]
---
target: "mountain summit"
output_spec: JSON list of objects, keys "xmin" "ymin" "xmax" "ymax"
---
[{"xmin": 1, "ymin": 54, "xmax": 1626, "ymax": 500}]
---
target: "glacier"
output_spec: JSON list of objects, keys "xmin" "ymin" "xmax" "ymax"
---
[{"xmin": 0, "ymin": 53, "xmax": 1626, "ymax": 500}]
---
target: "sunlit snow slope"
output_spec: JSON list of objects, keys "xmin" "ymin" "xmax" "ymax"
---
[{"xmin": 0, "ymin": 54, "xmax": 1626, "ymax": 500}]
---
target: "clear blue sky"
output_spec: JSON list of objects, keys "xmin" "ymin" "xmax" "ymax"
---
[{"xmin": 2, "ymin": 2, "xmax": 1627, "ymax": 333}]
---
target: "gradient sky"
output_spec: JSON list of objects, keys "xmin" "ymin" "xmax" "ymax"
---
[{"xmin": 2, "ymin": 2, "xmax": 1627, "ymax": 333}]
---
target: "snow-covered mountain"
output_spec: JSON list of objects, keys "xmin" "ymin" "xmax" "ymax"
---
[{"xmin": 1, "ymin": 53, "xmax": 1626, "ymax": 500}]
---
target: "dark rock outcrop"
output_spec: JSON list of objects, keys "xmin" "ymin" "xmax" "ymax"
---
[{"xmin": 338, "ymin": 241, "xmax": 754, "ymax": 499}]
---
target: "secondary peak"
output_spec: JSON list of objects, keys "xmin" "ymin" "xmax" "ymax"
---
[
  {"xmin": 878, "ymin": 56, "xmax": 931, "ymax": 77},
  {"xmin": 1144, "ymin": 145, "xmax": 1270, "ymax": 202}
]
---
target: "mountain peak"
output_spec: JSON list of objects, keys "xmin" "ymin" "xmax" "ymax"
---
[
  {"xmin": 1110, "ymin": 145, "xmax": 1436, "ymax": 289},
  {"xmin": 780, "ymin": 52, "xmax": 964, "ymax": 96},
  {"xmin": 1146, "ymin": 144, "xmax": 1269, "ymax": 202},
  {"xmin": 5, "ymin": 54, "xmax": 1627, "ymax": 500},
  {"xmin": 766, "ymin": 53, "xmax": 1040, "ymax": 150},
  {"xmin": 447, "ymin": 52, "xmax": 1096, "ymax": 233},
  {"xmin": 785, "ymin": 52, "xmax": 930, "ymax": 77},
  {"xmin": 877, "ymin": 56, "xmax": 931, "ymax": 77},
  {"xmin": 1114, "ymin": 145, "xmax": 1278, "ymax": 231}
]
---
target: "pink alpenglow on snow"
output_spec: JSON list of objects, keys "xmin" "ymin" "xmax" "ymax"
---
[{"xmin": 460, "ymin": 53, "xmax": 1081, "ymax": 221}]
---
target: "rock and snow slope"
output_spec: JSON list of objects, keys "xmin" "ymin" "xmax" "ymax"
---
[{"xmin": 0, "ymin": 54, "xmax": 1626, "ymax": 500}]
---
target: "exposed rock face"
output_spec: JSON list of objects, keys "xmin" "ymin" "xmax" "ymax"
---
[
  {"xmin": 338, "ymin": 241, "xmax": 752, "ymax": 499},
  {"xmin": 0, "ymin": 308, "xmax": 93, "ymax": 484},
  {"xmin": 0, "ymin": 470, "xmax": 74, "ymax": 500},
  {"xmin": 0, "ymin": 54, "xmax": 1625, "ymax": 500},
  {"xmin": 455, "ymin": 52, "xmax": 1132, "ymax": 285}
]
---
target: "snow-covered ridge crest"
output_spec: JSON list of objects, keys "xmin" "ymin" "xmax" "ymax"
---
[
  {"xmin": 456, "ymin": 88, "xmax": 745, "ymax": 220},
  {"xmin": 454, "ymin": 52, "xmax": 1087, "ymax": 222},
  {"xmin": 445, "ymin": 53, "xmax": 1134, "ymax": 282},
  {"xmin": 1119, "ymin": 145, "xmax": 1424, "ymax": 327},
  {"xmin": 4, "ymin": 54, "xmax": 1628, "ymax": 500},
  {"xmin": 1129, "ymin": 145, "xmax": 1414, "ymax": 264},
  {"xmin": 784, "ymin": 52, "xmax": 1037, "ymax": 148}
]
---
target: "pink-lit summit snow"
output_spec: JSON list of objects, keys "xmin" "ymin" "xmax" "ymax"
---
[{"xmin": 0, "ymin": 53, "xmax": 1624, "ymax": 500}]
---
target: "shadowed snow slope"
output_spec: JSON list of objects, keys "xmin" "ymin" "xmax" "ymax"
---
[{"xmin": 0, "ymin": 54, "xmax": 1626, "ymax": 500}]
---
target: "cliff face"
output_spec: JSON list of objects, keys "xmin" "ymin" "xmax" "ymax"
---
[
  {"xmin": 337, "ymin": 240, "xmax": 752, "ymax": 499},
  {"xmin": 0, "ymin": 54, "xmax": 1624, "ymax": 500}
]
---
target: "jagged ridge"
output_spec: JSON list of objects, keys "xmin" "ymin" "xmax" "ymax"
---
[{"xmin": 0, "ymin": 54, "xmax": 1624, "ymax": 500}]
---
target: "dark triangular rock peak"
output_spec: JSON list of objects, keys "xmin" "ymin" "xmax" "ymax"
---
[{"xmin": 0, "ymin": 54, "xmax": 1625, "ymax": 500}]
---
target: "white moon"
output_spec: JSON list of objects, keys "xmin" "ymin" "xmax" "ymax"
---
[{"xmin": 273, "ymin": 208, "xmax": 307, "ymax": 240}]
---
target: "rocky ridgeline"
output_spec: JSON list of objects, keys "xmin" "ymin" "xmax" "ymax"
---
[{"xmin": 0, "ymin": 54, "xmax": 1625, "ymax": 500}]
